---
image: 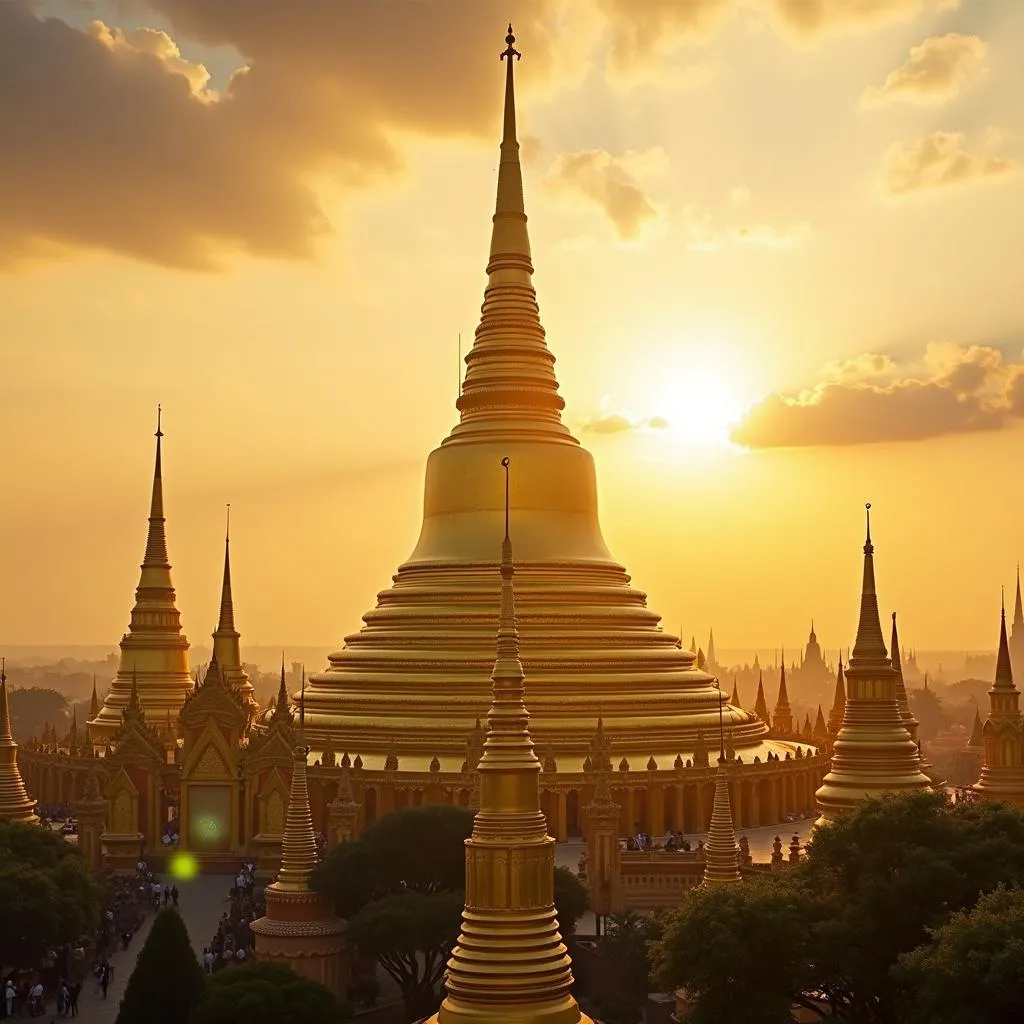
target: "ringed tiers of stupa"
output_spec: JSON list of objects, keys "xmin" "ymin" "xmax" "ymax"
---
[{"xmin": 298, "ymin": 29, "xmax": 812, "ymax": 781}]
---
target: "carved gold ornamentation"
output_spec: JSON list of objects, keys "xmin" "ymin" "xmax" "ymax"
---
[{"xmin": 111, "ymin": 789, "xmax": 134, "ymax": 834}]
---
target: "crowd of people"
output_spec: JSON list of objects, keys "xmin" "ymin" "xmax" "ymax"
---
[{"xmin": 201, "ymin": 862, "xmax": 265, "ymax": 974}]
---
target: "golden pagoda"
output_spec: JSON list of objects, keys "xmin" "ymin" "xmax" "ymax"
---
[
  {"xmin": 211, "ymin": 507, "xmax": 257, "ymax": 711},
  {"xmin": 89, "ymin": 409, "xmax": 193, "ymax": 744},
  {"xmin": 973, "ymin": 598, "xmax": 1024, "ymax": 805},
  {"xmin": 251, "ymin": 681, "xmax": 348, "ymax": 998},
  {"xmin": 0, "ymin": 659, "xmax": 39, "ymax": 823},
  {"xmin": 300, "ymin": 23, "xmax": 801, "ymax": 818},
  {"xmin": 753, "ymin": 671, "xmax": 769, "ymax": 723},
  {"xmin": 430, "ymin": 454, "xmax": 591, "ymax": 1024},
  {"xmin": 815, "ymin": 506, "xmax": 932, "ymax": 824}
]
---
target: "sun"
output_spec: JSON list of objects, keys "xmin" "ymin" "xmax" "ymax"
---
[{"xmin": 657, "ymin": 369, "xmax": 750, "ymax": 449}]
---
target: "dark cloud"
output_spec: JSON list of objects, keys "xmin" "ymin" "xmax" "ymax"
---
[
  {"xmin": 0, "ymin": 1, "xmax": 564, "ymax": 269},
  {"xmin": 731, "ymin": 344, "xmax": 1024, "ymax": 448}
]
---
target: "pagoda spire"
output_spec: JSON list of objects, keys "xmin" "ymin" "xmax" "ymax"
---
[
  {"xmin": 815, "ymin": 507, "xmax": 931, "ymax": 823},
  {"xmin": 891, "ymin": 613, "xmax": 919, "ymax": 742},
  {"xmin": 437, "ymin": 454, "xmax": 587, "ymax": 1024},
  {"xmin": 994, "ymin": 594, "xmax": 1015, "ymax": 691},
  {"xmin": 703, "ymin": 695, "xmax": 740, "ymax": 885},
  {"xmin": 969, "ymin": 707, "xmax": 984, "ymax": 747},
  {"xmin": 89, "ymin": 677, "xmax": 99, "ymax": 720},
  {"xmin": 730, "ymin": 677, "xmax": 740, "ymax": 709},
  {"xmin": 0, "ymin": 658, "xmax": 39, "ymax": 823},
  {"xmin": 773, "ymin": 656, "xmax": 793, "ymax": 735},
  {"xmin": 707, "ymin": 628, "xmax": 717, "ymax": 669},
  {"xmin": 828, "ymin": 657, "xmax": 846, "ymax": 735},
  {"xmin": 446, "ymin": 25, "xmax": 571, "ymax": 446},
  {"xmin": 851, "ymin": 504, "xmax": 888, "ymax": 668},
  {"xmin": 1014, "ymin": 564, "xmax": 1024, "ymax": 631},
  {"xmin": 275, "ymin": 677, "xmax": 318, "ymax": 892},
  {"xmin": 753, "ymin": 671, "xmax": 769, "ymax": 722},
  {"xmin": 211, "ymin": 504, "xmax": 255, "ymax": 707},
  {"xmin": 88, "ymin": 409, "xmax": 192, "ymax": 744}
]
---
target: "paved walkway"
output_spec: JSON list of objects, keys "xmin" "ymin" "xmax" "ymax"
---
[{"xmin": 72, "ymin": 874, "xmax": 232, "ymax": 1024}]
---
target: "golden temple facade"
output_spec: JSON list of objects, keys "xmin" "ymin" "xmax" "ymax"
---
[
  {"xmin": 298, "ymin": 18, "xmax": 817, "ymax": 836},
  {"xmin": 88, "ymin": 410, "xmax": 193, "ymax": 744},
  {"xmin": 815, "ymin": 507, "xmax": 932, "ymax": 824}
]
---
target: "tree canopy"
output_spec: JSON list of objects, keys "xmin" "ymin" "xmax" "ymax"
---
[
  {"xmin": 895, "ymin": 886, "xmax": 1024, "ymax": 1024},
  {"xmin": 115, "ymin": 908, "xmax": 205, "ymax": 1024},
  {"xmin": 652, "ymin": 791, "xmax": 1024, "ymax": 1024},
  {"xmin": 553, "ymin": 866, "xmax": 589, "ymax": 938},
  {"xmin": 190, "ymin": 961, "xmax": 350, "ymax": 1024},
  {"xmin": 0, "ymin": 819, "xmax": 97, "ymax": 969},
  {"xmin": 6, "ymin": 686, "xmax": 70, "ymax": 742}
]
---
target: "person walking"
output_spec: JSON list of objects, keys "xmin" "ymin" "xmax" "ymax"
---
[{"xmin": 4, "ymin": 979, "xmax": 15, "ymax": 1018}]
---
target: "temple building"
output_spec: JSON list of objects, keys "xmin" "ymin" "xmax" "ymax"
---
[
  {"xmin": 430, "ymin": 449, "xmax": 591, "ymax": 1024},
  {"xmin": 88, "ymin": 411, "xmax": 194, "ymax": 744},
  {"xmin": 973, "ymin": 599, "xmax": 1024, "ymax": 805},
  {"xmin": 815, "ymin": 507, "xmax": 932, "ymax": 824},
  {"xmin": 0, "ymin": 661, "xmax": 38, "ymax": 823},
  {"xmin": 297, "ymin": 21, "xmax": 819, "ymax": 837},
  {"xmin": 788, "ymin": 622, "xmax": 834, "ymax": 693}
]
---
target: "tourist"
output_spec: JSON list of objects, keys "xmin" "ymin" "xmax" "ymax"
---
[
  {"xmin": 4, "ymin": 979, "xmax": 15, "ymax": 1018},
  {"xmin": 100, "ymin": 964, "xmax": 112, "ymax": 1000}
]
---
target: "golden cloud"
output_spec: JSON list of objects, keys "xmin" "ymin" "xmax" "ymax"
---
[
  {"xmin": 882, "ymin": 130, "xmax": 1018, "ymax": 196},
  {"xmin": 732, "ymin": 343, "xmax": 1024, "ymax": 448},
  {"xmin": 579, "ymin": 409, "xmax": 672, "ymax": 435},
  {"xmin": 682, "ymin": 205, "xmax": 810, "ymax": 251},
  {"xmin": 0, "ymin": 1, "xmax": 569, "ymax": 269},
  {"xmin": 545, "ymin": 148, "xmax": 667, "ymax": 241},
  {"xmin": 862, "ymin": 33, "xmax": 986, "ymax": 107}
]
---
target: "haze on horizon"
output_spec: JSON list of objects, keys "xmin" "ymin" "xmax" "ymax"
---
[{"xmin": 1, "ymin": 0, "xmax": 1022, "ymax": 655}]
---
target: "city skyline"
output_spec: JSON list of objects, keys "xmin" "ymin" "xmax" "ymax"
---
[{"xmin": 2, "ymin": 0, "xmax": 1023, "ymax": 649}]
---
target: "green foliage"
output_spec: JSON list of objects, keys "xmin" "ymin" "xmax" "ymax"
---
[
  {"xmin": 190, "ymin": 960, "xmax": 351, "ymax": 1024},
  {"xmin": 653, "ymin": 876, "xmax": 822, "ymax": 1024},
  {"xmin": 0, "ymin": 819, "xmax": 97, "ymax": 968},
  {"xmin": 553, "ymin": 865, "xmax": 589, "ymax": 938},
  {"xmin": 348, "ymin": 890, "xmax": 464, "ymax": 1020},
  {"xmin": 6, "ymin": 686, "xmax": 69, "ymax": 742},
  {"xmin": 311, "ymin": 804, "xmax": 474, "ymax": 917},
  {"xmin": 652, "ymin": 791, "xmax": 1024, "ymax": 1024},
  {"xmin": 115, "ymin": 908, "xmax": 205, "ymax": 1024},
  {"xmin": 602, "ymin": 909, "xmax": 664, "ymax": 1004},
  {"xmin": 895, "ymin": 887, "xmax": 1024, "ymax": 1024}
]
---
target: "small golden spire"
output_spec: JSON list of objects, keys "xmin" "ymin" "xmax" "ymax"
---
[
  {"xmin": 703, "ymin": 705, "xmax": 740, "ymax": 885},
  {"xmin": 217, "ymin": 503, "xmax": 236, "ymax": 633},
  {"xmin": 0, "ymin": 658, "xmax": 39, "ymax": 823},
  {"xmin": 143, "ymin": 405, "xmax": 170, "ymax": 568},
  {"xmin": 275, "ymin": 721, "xmax": 319, "ymax": 892},
  {"xmin": 437, "ymin": 456, "xmax": 585, "ymax": 1024},
  {"xmin": 891, "ymin": 612, "xmax": 919, "ymax": 740},
  {"xmin": 852, "ymin": 503, "xmax": 889, "ymax": 666},
  {"xmin": 828, "ymin": 656, "xmax": 846, "ymax": 735},
  {"xmin": 994, "ymin": 597, "xmax": 1015, "ymax": 690},
  {"xmin": 89, "ymin": 676, "xmax": 99, "ymax": 719}
]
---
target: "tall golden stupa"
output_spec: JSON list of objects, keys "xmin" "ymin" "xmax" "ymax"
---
[
  {"xmin": 89, "ymin": 410, "xmax": 194, "ymax": 745},
  {"xmin": 430, "ymin": 456, "xmax": 591, "ymax": 1024},
  {"xmin": 815, "ymin": 506, "xmax": 932, "ymax": 823},
  {"xmin": 301, "ymin": 26, "xmax": 786, "ymax": 789}
]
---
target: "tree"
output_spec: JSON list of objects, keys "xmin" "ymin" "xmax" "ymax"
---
[
  {"xmin": 312, "ymin": 804, "xmax": 474, "ymax": 917},
  {"xmin": 312, "ymin": 806, "xmax": 474, "ymax": 1018},
  {"xmin": 895, "ymin": 887, "xmax": 1024, "ymax": 1024},
  {"xmin": 651, "ymin": 791, "xmax": 1024, "ymax": 1024},
  {"xmin": 190, "ymin": 961, "xmax": 350, "ymax": 1024},
  {"xmin": 115, "ymin": 908, "xmax": 205, "ymax": 1024},
  {"xmin": 348, "ymin": 889, "xmax": 464, "ymax": 1020},
  {"xmin": 553, "ymin": 865, "xmax": 589, "ymax": 939},
  {"xmin": 0, "ymin": 819, "xmax": 97, "ymax": 969},
  {"xmin": 6, "ymin": 686, "xmax": 70, "ymax": 742},
  {"xmin": 652, "ymin": 875, "xmax": 824, "ymax": 1024}
]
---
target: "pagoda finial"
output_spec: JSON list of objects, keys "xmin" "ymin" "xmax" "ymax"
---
[
  {"xmin": 299, "ymin": 666, "xmax": 306, "ymax": 739},
  {"xmin": 272, "ymin": 655, "xmax": 291, "ymax": 723},
  {"xmin": 143, "ymin": 406, "xmax": 170, "ymax": 568},
  {"xmin": 217, "ymin": 503, "xmax": 235, "ymax": 633},
  {"xmin": 448, "ymin": 24, "xmax": 570, "ymax": 444},
  {"xmin": 0, "ymin": 658, "xmax": 10, "ymax": 744},
  {"xmin": 89, "ymin": 676, "xmax": 99, "ymax": 720},
  {"xmin": 438, "ymin": 456, "xmax": 582, "ymax": 1023},
  {"xmin": 1014, "ymin": 563, "xmax": 1024, "ymax": 629},
  {"xmin": 994, "ymin": 595, "xmax": 1015, "ymax": 689},
  {"xmin": 851, "ymin": 503, "xmax": 889, "ymax": 667}
]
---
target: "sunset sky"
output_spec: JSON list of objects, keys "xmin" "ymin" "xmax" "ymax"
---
[{"xmin": 1, "ymin": 0, "xmax": 1022, "ymax": 657}]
